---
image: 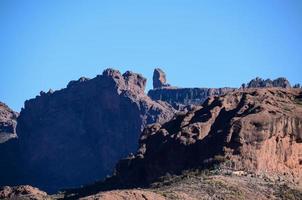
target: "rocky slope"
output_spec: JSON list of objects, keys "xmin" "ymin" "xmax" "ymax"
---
[
  {"xmin": 2, "ymin": 170, "xmax": 302, "ymax": 200},
  {"xmin": 112, "ymin": 88, "xmax": 302, "ymax": 188},
  {"xmin": 0, "ymin": 185, "xmax": 49, "ymax": 200},
  {"xmin": 2, "ymin": 69, "xmax": 175, "ymax": 193},
  {"xmin": 0, "ymin": 102, "xmax": 18, "ymax": 143}
]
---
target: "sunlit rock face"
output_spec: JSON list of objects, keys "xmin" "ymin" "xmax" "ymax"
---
[
  {"xmin": 114, "ymin": 88, "xmax": 302, "ymax": 187},
  {"xmin": 13, "ymin": 68, "xmax": 175, "ymax": 192}
]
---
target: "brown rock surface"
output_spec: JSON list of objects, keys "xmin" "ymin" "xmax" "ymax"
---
[
  {"xmin": 114, "ymin": 88, "xmax": 302, "ymax": 187},
  {"xmin": 245, "ymin": 77, "xmax": 291, "ymax": 88},
  {"xmin": 153, "ymin": 68, "xmax": 171, "ymax": 89},
  {"xmin": 79, "ymin": 189, "xmax": 166, "ymax": 200},
  {"xmin": 4, "ymin": 68, "xmax": 175, "ymax": 193},
  {"xmin": 0, "ymin": 102, "xmax": 18, "ymax": 143},
  {"xmin": 0, "ymin": 185, "xmax": 48, "ymax": 200}
]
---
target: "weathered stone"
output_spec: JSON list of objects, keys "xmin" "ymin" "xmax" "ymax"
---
[
  {"xmin": 113, "ymin": 88, "xmax": 302, "ymax": 187},
  {"xmin": 246, "ymin": 77, "xmax": 291, "ymax": 88},
  {"xmin": 0, "ymin": 102, "xmax": 18, "ymax": 143},
  {"xmin": 152, "ymin": 68, "xmax": 170, "ymax": 89},
  {"xmin": 8, "ymin": 68, "xmax": 175, "ymax": 193},
  {"xmin": 0, "ymin": 185, "xmax": 48, "ymax": 200}
]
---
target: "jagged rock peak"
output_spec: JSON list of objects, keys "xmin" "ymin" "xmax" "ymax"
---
[
  {"xmin": 246, "ymin": 77, "xmax": 291, "ymax": 88},
  {"xmin": 67, "ymin": 77, "xmax": 90, "ymax": 88},
  {"xmin": 153, "ymin": 68, "xmax": 171, "ymax": 89},
  {"xmin": 123, "ymin": 71, "xmax": 147, "ymax": 93}
]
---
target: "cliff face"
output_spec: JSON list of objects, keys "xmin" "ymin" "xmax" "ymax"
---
[
  {"xmin": 0, "ymin": 102, "xmax": 18, "ymax": 143},
  {"xmin": 149, "ymin": 68, "xmax": 236, "ymax": 107},
  {"xmin": 148, "ymin": 87, "xmax": 235, "ymax": 107},
  {"xmin": 113, "ymin": 88, "xmax": 302, "ymax": 187},
  {"xmin": 14, "ymin": 69, "xmax": 175, "ymax": 192}
]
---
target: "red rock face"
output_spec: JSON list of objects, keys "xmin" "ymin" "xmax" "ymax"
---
[
  {"xmin": 10, "ymin": 69, "xmax": 175, "ymax": 193},
  {"xmin": 113, "ymin": 88, "xmax": 302, "ymax": 187}
]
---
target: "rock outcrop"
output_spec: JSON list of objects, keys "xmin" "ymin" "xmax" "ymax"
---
[
  {"xmin": 112, "ymin": 88, "xmax": 302, "ymax": 187},
  {"xmin": 149, "ymin": 87, "xmax": 236, "ymax": 108},
  {"xmin": 0, "ymin": 185, "xmax": 48, "ymax": 200},
  {"xmin": 0, "ymin": 102, "xmax": 18, "ymax": 143},
  {"xmin": 0, "ymin": 103, "xmax": 20, "ymax": 187},
  {"xmin": 6, "ymin": 68, "xmax": 175, "ymax": 193},
  {"xmin": 153, "ymin": 68, "xmax": 171, "ymax": 89},
  {"xmin": 149, "ymin": 68, "xmax": 235, "ymax": 107},
  {"xmin": 244, "ymin": 77, "xmax": 291, "ymax": 88}
]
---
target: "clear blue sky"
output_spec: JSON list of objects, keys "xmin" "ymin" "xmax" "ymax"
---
[{"xmin": 1, "ymin": 0, "xmax": 301, "ymax": 111}]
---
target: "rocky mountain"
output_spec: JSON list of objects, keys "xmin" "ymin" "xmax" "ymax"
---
[
  {"xmin": 111, "ymin": 88, "xmax": 302, "ymax": 188},
  {"xmin": 242, "ymin": 77, "xmax": 291, "ymax": 88},
  {"xmin": 1, "ymin": 69, "xmax": 175, "ymax": 193},
  {"xmin": 0, "ymin": 102, "xmax": 18, "ymax": 143},
  {"xmin": 148, "ymin": 68, "xmax": 235, "ymax": 107}
]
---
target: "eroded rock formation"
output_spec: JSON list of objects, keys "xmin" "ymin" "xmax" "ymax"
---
[
  {"xmin": 244, "ymin": 77, "xmax": 291, "ymax": 88},
  {"xmin": 0, "ymin": 185, "xmax": 48, "ymax": 200},
  {"xmin": 152, "ymin": 68, "xmax": 170, "ymax": 89},
  {"xmin": 113, "ymin": 88, "xmax": 302, "ymax": 187},
  {"xmin": 12, "ymin": 68, "xmax": 175, "ymax": 192},
  {"xmin": 149, "ymin": 68, "xmax": 236, "ymax": 107},
  {"xmin": 0, "ymin": 102, "xmax": 18, "ymax": 143}
]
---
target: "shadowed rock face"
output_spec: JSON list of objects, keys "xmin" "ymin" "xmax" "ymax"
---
[
  {"xmin": 149, "ymin": 87, "xmax": 235, "ymax": 108},
  {"xmin": 244, "ymin": 77, "xmax": 291, "ymax": 88},
  {"xmin": 149, "ymin": 68, "xmax": 236, "ymax": 108},
  {"xmin": 113, "ymin": 88, "xmax": 302, "ymax": 187},
  {"xmin": 0, "ymin": 102, "xmax": 18, "ymax": 143},
  {"xmin": 14, "ymin": 69, "xmax": 175, "ymax": 193}
]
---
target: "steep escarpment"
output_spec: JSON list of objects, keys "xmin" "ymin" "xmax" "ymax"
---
[
  {"xmin": 112, "ymin": 88, "xmax": 302, "ymax": 187},
  {"xmin": 13, "ymin": 69, "xmax": 175, "ymax": 192},
  {"xmin": 149, "ymin": 87, "xmax": 235, "ymax": 108}
]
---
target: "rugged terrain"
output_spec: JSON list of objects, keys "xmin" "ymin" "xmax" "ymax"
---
[
  {"xmin": 4, "ymin": 169, "xmax": 301, "ymax": 200},
  {"xmin": 1, "ymin": 68, "xmax": 301, "ymax": 199},
  {"xmin": 149, "ymin": 69, "xmax": 294, "ymax": 108},
  {"xmin": 113, "ymin": 88, "xmax": 302, "ymax": 188},
  {"xmin": 149, "ymin": 68, "xmax": 235, "ymax": 107},
  {"xmin": 0, "ymin": 69, "xmax": 175, "ymax": 193}
]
